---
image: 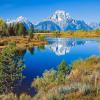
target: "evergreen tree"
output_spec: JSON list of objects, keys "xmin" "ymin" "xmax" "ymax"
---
[
  {"xmin": 0, "ymin": 47, "xmax": 25, "ymax": 94},
  {"xmin": 28, "ymin": 26, "xmax": 34, "ymax": 39},
  {"xmin": 0, "ymin": 19, "xmax": 5, "ymax": 36},
  {"xmin": 14, "ymin": 23, "xmax": 19, "ymax": 36},
  {"xmin": 2, "ymin": 23, "xmax": 8, "ymax": 36},
  {"xmin": 0, "ymin": 19, "xmax": 5, "ymax": 28},
  {"xmin": 57, "ymin": 60, "xmax": 68, "ymax": 75},
  {"xmin": 57, "ymin": 60, "xmax": 69, "ymax": 84},
  {"xmin": 18, "ymin": 23, "xmax": 27, "ymax": 36},
  {"xmin": 7, "ymin": 23, "xmax": 15, "ymax": 36}
]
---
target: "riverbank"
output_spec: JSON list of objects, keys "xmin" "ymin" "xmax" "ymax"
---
[
  {"xmin": 34, "ymin": 31, "xmax": 100, "ymax": 38},
  {"xmin": 0, "ymin": 30, "xmax": 100, "ymax": 49},
  {"xmin": 31, "ymin": 56, "xmax": 100, "ymax": 100},
  {"xmin": 0, "ymin": 36, "xmax": 48, "ymax": 50},
  {"xmin": 50, "ymin": 30, "xmax": 100, "ymax": 38}
]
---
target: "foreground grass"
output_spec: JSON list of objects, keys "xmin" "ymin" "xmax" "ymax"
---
[
  {"xmin": 32, "ymin": 56, "xmax": 100, "ymax": 100},
  {"xmin": 0, "ymin": 56, "xmax": 100, "ymax": 100}
]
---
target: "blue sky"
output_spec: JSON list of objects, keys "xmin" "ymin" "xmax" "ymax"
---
[{"xmin": 0, "ymin": 0, "xmax": 100, "ymax": 23}]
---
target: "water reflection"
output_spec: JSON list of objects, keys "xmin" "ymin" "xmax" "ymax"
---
[
  {"xmin": 38, "ymin": 45, "xmax": 45, "ymax": 51},
  {"xmin": 17, "ymin": 48, "xmax": 26, "ymax": 57},
  {"xmin": 27, "ymin": 47, "xmax": 35, "ymax": 55},
  {"xmin": 46, "ymin": 38, "xmax": 86, "ymax": 56}
]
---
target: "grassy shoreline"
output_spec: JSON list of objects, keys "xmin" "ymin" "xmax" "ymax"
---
[
  {"xmin": 0, "ymin": 31, "xmax": 100, "ymax": 49},
  {"xmin": 0, "ymin": 36, "xmax": 48, "ymax": 50},
  {"xmin": 0, "ymin": 56, "xmax": 100, "ymax": 100}
]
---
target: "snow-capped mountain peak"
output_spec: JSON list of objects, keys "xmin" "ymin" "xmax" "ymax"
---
[
  {"xmin": 45, "ymin": 10, "xmax": 92, "ymax": 31},
  {"xmin": 50, "ymin": 10, "xmax": 70, "ymax": 22},
  {"xmin": 49, "ymin": 10, "xmax": 72, "ymax": 30},
  {"xmin": 16, "ymin": 16, "xmax": 28, "ymax": 23},
  {"xmin": 16, "ymin": 16, "xmax": 33, "ymax": 29},
  {"xmin": 6, "ymin": 16, "xmax": 33, "ymax": 30},
  {"xmin": 6, "ymin": 19, "xmax": 16, "ymax": 24},
  {"xmin": 5, "ymin": 10, "xmax": 94, "ymax": 31}
]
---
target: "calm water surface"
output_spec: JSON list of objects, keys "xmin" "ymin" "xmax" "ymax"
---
[{"xmin": 16, "ymin": 38, "xmax": 100, "ymax": 94}]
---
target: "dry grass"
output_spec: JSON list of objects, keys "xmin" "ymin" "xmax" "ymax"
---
[
  {"xmin": 32, "ymin": 56, "xmax": 100, "ymax": 100},
  {"xmin": 0, "ymin": 36, "xmax": 47, "ymax": 49},
  {"xmin": 0, "ymin": 56, "xmax": 100, "ymax": 100}
]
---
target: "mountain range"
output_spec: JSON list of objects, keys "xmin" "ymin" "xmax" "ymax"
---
[
  {"xmin": 6, "ymin": 10, "xmax": 100, "ymax": 31},
  {"xmin": 89, "ymin": 22, "xmax": 100, "ymax": 29},
  {"xmin": 6, "ymin": 16, "xmax": 33, "ymax": 30}
]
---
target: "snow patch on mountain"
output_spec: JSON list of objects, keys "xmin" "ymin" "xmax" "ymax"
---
[
  {"xmin": 49, "ymin": 10, "xmax": 71, "ymax": 30},
  {"xmin": 45, "ymin": 10, "xmax": 92, "ymax": 31},
  {"xmin": 6, "ymin": 16, "xmax": 33, "ymax": 29}
]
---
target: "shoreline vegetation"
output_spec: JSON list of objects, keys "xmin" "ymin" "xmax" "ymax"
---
[
  {"xmin": 0, "ymin": 47, "xmax": 100, "ymax": 100},
  {"xmin": 0, "ymin": 29, "xmax": 100, "ymax": 49},
  {"xmin": 0, "ymin": 36, "xmax": 48, "ymax": 50}
]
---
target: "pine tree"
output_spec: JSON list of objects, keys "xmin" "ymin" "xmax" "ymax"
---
[
  {"xmin": 57, "ymin": 60, "xmax": 71, "ymax": 84},
  {"xmin": 0, "ymin": 19, "xmax": 5, "ymax": 36},
  {"xmin": 14, "ymin": 23, "xmax": 19, "ymax": 36},
  {"xmin": 0, "ymin": 47, "xmax": 25, "ymax": 94},
  {"xmin": 18, "ymin": 23, "xmax": 27, "ymax": 36},
  {"xmin": 0, "ymin": 19, "xmax": 5, "ymax": 28},
  {"xmin": 2, "ymin": 23, "xmax": 7, "ymax": 36},
  {"xmin": 57, "ymin": 60, "xmax": 68, "ymax": 76},
  {"xmin": 28, "ymin": 26, "xmax": 34, "ymax": 39}
]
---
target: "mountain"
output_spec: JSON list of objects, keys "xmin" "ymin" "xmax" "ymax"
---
[
  {"xmin": 49, "ymin": 10, "xmax": 92, "ymax": 31},
  {"xmin": 35, "ymin": 21, "xmax": 61, "ymax": 31},
  {"xmin": 36, "ymin": 10, "xmax": 92, "ymax": 31},
  {"xmin": 16, "ymin": 16, "xmax": 33, "ymax": 29},
  {"xmin": 49, "ymin": 10, "xmax": 70, "ymax": 30},
  {"xmin": 6, "ymin": 19, "xmax": 16, "ymax": 24},
  {"xmin": 6, "ymin": 16, "xmax": 33, "ymax": 30},
  {"xmin": 64, "ymin": 19, "xmax": 92, "ymax": 31},
  {"xmin": 89, "ymin": 22, "xmax": 100, "ymax": 29},
  {"xmin": 5, "ymin": 10, "xmax": 94, "ymax": 31}
]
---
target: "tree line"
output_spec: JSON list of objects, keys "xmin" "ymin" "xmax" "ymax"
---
[{"xmin": 0, "ymin": 18, "xmax": 34, "ymax": 37}]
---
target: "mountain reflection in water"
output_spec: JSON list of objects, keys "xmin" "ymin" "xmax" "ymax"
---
[{"xmin": 46, "ymin": 38, "xmax": 86, "ymax": 56}]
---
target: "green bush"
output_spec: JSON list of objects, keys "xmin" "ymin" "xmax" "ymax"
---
[
  {"xmin": 38, "ymin": 35, "xmax": 46, "ymax": 41},
  {"xmin": 8, "ymin": 41, "xmax": 16, "ymax": 47}
]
